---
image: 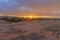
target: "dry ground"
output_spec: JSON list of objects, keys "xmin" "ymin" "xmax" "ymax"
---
[{"xmin": 0, "ymin": 19, "xmax": 60, "ymax": 40}]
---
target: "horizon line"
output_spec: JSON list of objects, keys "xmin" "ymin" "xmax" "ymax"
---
[{"xmin": 0, "ymin": 15, "xmax": 60, "ymax": 18}]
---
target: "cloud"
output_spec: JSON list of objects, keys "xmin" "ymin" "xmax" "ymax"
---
[
  {"xmin": 19, "ymin": 6, "xmax": 34, "ymax": 12},
  {"xmin": 0, "ymin": 0, "xmax": 60, "ymax": 16},
  {"xmin": 0, "ymin": 0, "xmax": 9, "ymax": 2}
]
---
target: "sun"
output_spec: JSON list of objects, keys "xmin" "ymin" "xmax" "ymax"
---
[
  {"xmin": 28, "ymin": 16, "xmax": 33, "ymax": 18},
  {"xmin": 26, "ymin": 13, "xmax": 37, "ymax": 18},
  {"xmin": 23, "ymin": 16, "xmax": 34, "ymax": 19},
  {"xmin": 20, "ymin": 13, "xmax": 38, "ymax": 19}
]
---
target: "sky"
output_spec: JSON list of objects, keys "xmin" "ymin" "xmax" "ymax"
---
[{"xmin": 0, "ymin": 0, "xmax": 60, "ymax": 16}]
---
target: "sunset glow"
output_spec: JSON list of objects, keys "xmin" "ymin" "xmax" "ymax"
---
[
  {"xmin": 18, "ymin": 13, "xmax": 60, "ymax": 18},
  {"xmin": 28, "ymin": 16, "xmax": 33, "ymax": 19}
]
